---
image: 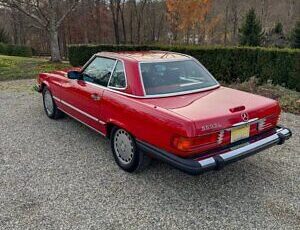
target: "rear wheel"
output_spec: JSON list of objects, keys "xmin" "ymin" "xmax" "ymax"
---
[
  {"xmin": 110, "ymin": 127, "xmax": 150, "ymax": 173},
  {"xmin": 42, "ymin": 87, "xmax": 64, "ymax": 119}
]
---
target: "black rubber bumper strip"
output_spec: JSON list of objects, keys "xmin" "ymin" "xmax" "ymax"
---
[{"xmin": 136, "ymin": 126, "xmax": 292, "ymax": 175}]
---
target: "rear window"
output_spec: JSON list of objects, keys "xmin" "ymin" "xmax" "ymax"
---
[{"xmin": 140, "ymin": 60, "xmax": 218, "ymax": 96}]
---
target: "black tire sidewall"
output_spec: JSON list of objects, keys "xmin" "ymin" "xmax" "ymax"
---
[
  {"xmin": 110, "ymin": 127, "xmax": 140, "ymax": 172},
  {"xmin": 42, "ymin": 87, "xmax": 56, "ymax": 118}
]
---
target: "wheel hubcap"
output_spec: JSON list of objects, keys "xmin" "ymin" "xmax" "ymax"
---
[
  {"xmin": 114, "ymin": 129, "xmax": 135, "ymax": 165},
  {"xmin": 44, "ymin": 90, "xmax": 54, "ymax": 115}
]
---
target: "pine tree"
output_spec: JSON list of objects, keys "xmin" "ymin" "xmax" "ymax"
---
[
  {"xmin": 291, "ymin": 21, "xmax": 300, "ymax": 48},
  {"xmin": 239, "ymin": 8, "xmax": 264, "ymax": 46}
]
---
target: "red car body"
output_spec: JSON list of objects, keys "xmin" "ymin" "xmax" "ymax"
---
[{"xmin": 37, "ymin": 51, "xmax": 292, "ymax": 174}]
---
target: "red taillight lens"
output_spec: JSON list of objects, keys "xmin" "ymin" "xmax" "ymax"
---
[
  {"xmin": 257, "ymin": 115, "xmax": 279, "ymax": 131},
  {"xmin": 193, "ymin": 133, "xmax": 218, "ymax": 146},
  {"xmin": 172, "ymin": 133, "xmax": 218, "ymax": 151}
]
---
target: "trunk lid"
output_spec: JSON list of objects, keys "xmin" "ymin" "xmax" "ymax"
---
[{"xmin": 143, "ymin": 87, "xmax": 280, "ymax": 136}]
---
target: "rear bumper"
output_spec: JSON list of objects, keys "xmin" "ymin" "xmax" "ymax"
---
[{"xmin": 137, "ymin": 126, "xmax": 292, "ymax": 175}]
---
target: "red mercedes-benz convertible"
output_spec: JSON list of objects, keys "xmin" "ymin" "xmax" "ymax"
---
[{"xmin": 36, "ymin": 51, "xmax": 292, "ymax": 175}]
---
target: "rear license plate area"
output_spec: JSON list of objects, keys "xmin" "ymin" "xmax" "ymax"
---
[{"xmin": 231, "ymin": 125, "xmax": 250, "ymax": 143}]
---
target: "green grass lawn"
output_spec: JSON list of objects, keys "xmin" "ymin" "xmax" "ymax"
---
[{"xmin": 0, "ymin": 55, "xmax": 71, "ymax": 81}]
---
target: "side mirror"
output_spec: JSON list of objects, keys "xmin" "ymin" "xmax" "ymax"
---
[{"xmin": 67, "ymin": 71, "xmax": 82, "ymax": 80}]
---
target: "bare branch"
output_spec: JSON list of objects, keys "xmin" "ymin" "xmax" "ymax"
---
[
  {"xmin": 56, "ymin": 0, "xmax": 80, "ymax": 28},
  {"xmin": 0, "ymin": 0, "xmax": 47, "ymax": 28},
  {"xmin": 35, "ymin": 0, "xmax": 50, "ymax": 24}
]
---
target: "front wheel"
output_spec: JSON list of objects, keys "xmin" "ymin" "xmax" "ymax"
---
[
  {"xmin": 42, "ymin": 87, "xmax": 64, "ymax": 119},
  {"xmin": 110, "ymin": 127, "xmax": 150, "ymax": 173}
]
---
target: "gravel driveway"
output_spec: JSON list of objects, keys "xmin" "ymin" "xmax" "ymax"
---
[{"xmin": 0, "ymin": 79, "xmax": 299, "ymax": 230}]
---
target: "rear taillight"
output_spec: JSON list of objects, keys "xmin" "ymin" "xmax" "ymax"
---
[
  {"xmin": 172, "ymin": 133, "xmax": 218, "ymax": 151},
  {"xmin": 257, "ymin": 115, "xmax": 279, "ymax": 131}
]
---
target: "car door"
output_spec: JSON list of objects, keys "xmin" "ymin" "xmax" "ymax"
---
[{"xmin": 59, "ymin": 56, "xmax": 116, "ymax": 134}]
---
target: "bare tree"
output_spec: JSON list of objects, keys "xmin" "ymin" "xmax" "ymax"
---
[
  {"xmin": 224, "ymin": 3, "xmax": 229, "ymax": 45},
  {"xmin": 127, "ymin": 0, "xmax": 134, "ymax": 43},
  {"xmin": 1, "ymin": 0, "xmax": 300, "ymax": 52},
  {"xmin": 133, "ymin": 0, "xmax": 147, "ymax": 44},
  {"xmin": 109, "ymin": 0, "xmax": 121, "ymax": 44},
  {"xmin": 119, "ymin": 0, "xmax": 127, "ymax": 43},
  {"xmin": 230, "ymin": 0, "xmax": 239, "ymax": 43},
  {"xmin": 0, "ymin": 0, "xmax": 80, "ymax": 61}
]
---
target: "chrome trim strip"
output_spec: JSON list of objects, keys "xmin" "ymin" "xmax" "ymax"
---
[
  {"xmin": 85, "ymin": 81, "xmax": 145, "ymax": 98},
  {"xmin": 138, "ymin": 61, "xmax": 147, "ymax": 96},
  {"xmin": 60, "ymin": 99, "xmax": 99, "ymax": 122},
  {"xmin": 107, "ymin": 60, "xmax": 128, "ymax": 90},
  {"xmin": 141, "ymin": 85, "xmax": 221, "ymax": 98},
  {"xmin": 138, "ymin": 58, "xmax": 191, "ymax": 63},
  {"xmin": 219, "ymin": 134, "xmax": 278, "ymax": 161},
  {"xmin": 198, "ymin": 157, "xmax": 215, "ymax": 169},
  {"xmin": 53, "ymin": 96, "xmax": 106, "ymax": 125},
  {"xmin": 107, "ymin": 60, "xmax": 118, "ymax": 87},
  {"xmin": 217, "ymin": 130, "xmax": 224, "ymax": 144},
  {"xmin": 191, "ymin": 57, "xmax": 220, "ymax": 86},
  {"xmin": 80, "ymin": 54, "xmax": 98, "ymax": 71},
  {"xmin": 53, "ymin": 96, "xmax": 60, "ymax": 101},
  {"xmin": 58, "ymin": 107, "xmax": 105, "ymax": 136},
  {"xmin": 231, "ymin": 118, "xmax": 259, "ymax": 127},
  {"xmin": 279, "ymin": 128, "xmax": 289, "ymax": 136},
  {"xmin": 197, "ymin": 128, "xmax": 291, "ymax": 167},
  {"xmin": 150, "ymin": 50, "xmax": 194, "ymax": 60}
]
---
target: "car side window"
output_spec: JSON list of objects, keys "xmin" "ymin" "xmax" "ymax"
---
[
  {"xmin": 108, "ymin": 61, "xmax": 126, "ymax": 89},
  {"xmin": 83, "ymin": 57, "xmax": 116, "ymax": 86}
]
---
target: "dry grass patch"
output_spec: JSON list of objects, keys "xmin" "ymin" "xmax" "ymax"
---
[{"xmin": 227, "ymin": 78, "xmax": 300, "ymax": 115}]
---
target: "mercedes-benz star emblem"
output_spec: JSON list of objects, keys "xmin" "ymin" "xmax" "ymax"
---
[{"xmin": 241, "ymin": 112, "xmax": 249, "ymax": 121}]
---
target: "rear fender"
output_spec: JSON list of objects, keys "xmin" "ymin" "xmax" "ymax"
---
[{"xmin": 106, "ymin": 119, "xmax": 129, "ymax": 139}]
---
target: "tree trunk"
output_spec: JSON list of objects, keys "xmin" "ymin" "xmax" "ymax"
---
[
  {"xmin": 231, "ymin": 0, "xmax": 238, "ymax": 44},
  {"xmin": 156, "ymin": 14, "xmax": 164, "ymax": 42},
  {"xmin": 48, "ymin": 1, "xmax": 61, "ymax": 62},
  {"xmin": 224, "ymin": 4, "xmax": 229, "ymax": 46},
  {"xmin": 110, "ymin": 1, "xmax": 120, "ymax": 44},
  {"xmin": 130, "ymin": 7, "xmax": 133, "ymax": 44},
  {"xmin": 137, "ymin": 20, "xmax": 141, "ymax": 44},
  {"xmin": 49, "ymin": 28, "xmax": 61, "ymax": 62},
  {"xmin": 113, "ymin": 19, "xmax": 120, "ymax": 44},
  {"xmin": 134, "ymin": 0, "xmax": 147, "ymax": 44},
  {"xmin": 120, "ymin": 1, "xmax": 127, "ymax": 43}
]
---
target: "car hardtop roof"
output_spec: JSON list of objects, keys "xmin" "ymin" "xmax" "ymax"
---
[{"xmin": 96, "ymin": 50, "xmax": 192, "ymax": 62}]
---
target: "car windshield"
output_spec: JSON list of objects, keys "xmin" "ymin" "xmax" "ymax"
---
[{"xmin": 140, "ymin": 60, "xmax": 219, "ymax": 96}]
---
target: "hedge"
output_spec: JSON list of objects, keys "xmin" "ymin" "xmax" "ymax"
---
[
  {"xmin": 68, "ymin": 44, "xmax": 300, "ymax": 91},
  {"xmin": 0, "ymin": 43, "xmax": 32, "ymax": 57}
]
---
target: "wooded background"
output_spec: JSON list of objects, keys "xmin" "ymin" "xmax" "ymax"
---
[{"xmin": 0, "ymin": 0, "xmax": 299, "ymax": 58}]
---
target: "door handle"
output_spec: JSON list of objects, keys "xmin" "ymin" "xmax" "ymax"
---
[{"xmin": 91, "ymin": 93, "xmax": 101, "ymax": 101}]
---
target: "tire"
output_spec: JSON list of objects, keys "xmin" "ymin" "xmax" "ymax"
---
[
  {"xmin": 110, "ymin": 127, "xmax": 151, "ymax": 173},
  {"xmin": 42, "ymin": 87, "xmax": 64, "ymax": 119}
]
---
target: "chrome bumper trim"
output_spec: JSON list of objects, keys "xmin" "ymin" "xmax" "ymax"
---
[
  {"xmin": 136, "ymin": 126, "xmax": 292, "ymax": 175},
  {"xmin": 198, "ymin": 127, "xmax": 292, "ymax": 168}
]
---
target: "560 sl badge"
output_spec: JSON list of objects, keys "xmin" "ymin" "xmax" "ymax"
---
[{"xmin": 201, "ymin": 123, "xmax": 222, "ymax": 131}]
